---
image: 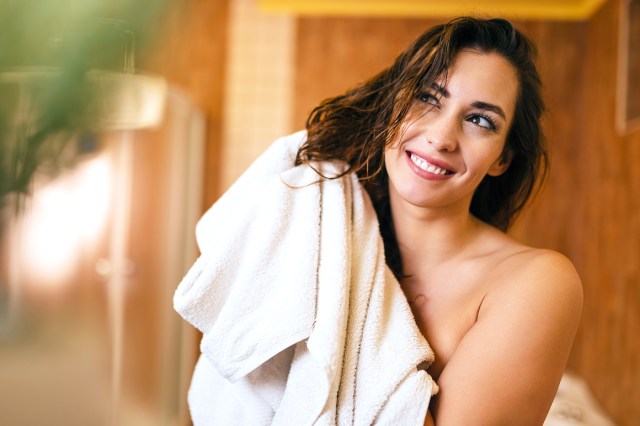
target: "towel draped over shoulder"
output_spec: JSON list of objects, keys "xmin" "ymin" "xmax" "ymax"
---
[{"xmin": 174, "ymin": 131, "xmax": 438, "ymax": 425}]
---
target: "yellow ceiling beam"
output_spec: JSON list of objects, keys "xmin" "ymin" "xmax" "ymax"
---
[{"xmin": 259, "ymin": 0, "xmax": 608, "ymax": 20}]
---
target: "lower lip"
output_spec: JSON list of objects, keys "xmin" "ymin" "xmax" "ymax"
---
[{"xmin": 404, "ymin": 152, "xmax": 453, "ymax": 181}]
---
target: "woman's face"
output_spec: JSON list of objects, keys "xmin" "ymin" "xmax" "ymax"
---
[{"xmin": 384, "ymin": 49, "xmax": 519, "ymax": 214}]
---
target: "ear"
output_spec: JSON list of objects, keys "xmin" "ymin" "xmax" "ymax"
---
[{"xmin": 487, "ymin": 149, "xmax": 513, "ymax": 177}]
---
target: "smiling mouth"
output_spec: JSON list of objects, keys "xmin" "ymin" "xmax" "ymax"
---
[{"xmin": 408, "ymin": 153, "xmax": 453, "ymax": 175}]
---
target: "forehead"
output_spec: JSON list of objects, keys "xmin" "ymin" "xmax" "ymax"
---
[{"xmin": 440, "ymin": 49, "xmax": 519, "ymax": 120}]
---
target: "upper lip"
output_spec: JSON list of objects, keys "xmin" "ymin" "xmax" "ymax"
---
[{"xmin": 406, "ymin": 150, "xmax": 456, "ymax": 173}]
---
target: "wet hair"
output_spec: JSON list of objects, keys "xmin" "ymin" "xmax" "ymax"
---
[{"xmin": 295, "ymin": 17, "xmax": 547, "ymax": 278}]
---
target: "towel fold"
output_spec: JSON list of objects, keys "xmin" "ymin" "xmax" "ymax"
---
[{"xmin": 174, "ymin": 131, "xmax": 438, "ymax": 425}]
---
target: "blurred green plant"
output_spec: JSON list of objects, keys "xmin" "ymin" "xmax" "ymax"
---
[{"xmin": 0, "ymin": 0, "xmax": 170, "ymax": 209}]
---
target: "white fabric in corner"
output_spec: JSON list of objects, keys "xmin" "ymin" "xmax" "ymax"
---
[
  {"xmin": 544, "ymin": 372, "xmax": 616, "ymax": 426},
  {"xmin": 174, "ymin": 131, "xmax": 437, "ymax": 425}
]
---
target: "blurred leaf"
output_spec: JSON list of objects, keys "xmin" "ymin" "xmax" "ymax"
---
[{"xmin": 0, "ymin": 0, "xmax": 170, "ymax": 206}]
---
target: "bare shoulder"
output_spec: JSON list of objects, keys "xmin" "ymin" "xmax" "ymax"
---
[
  {"xmin": 432, "ymin": 233, "xmax": 584, "ymax": 424},
  {"xmin": 466, "ymin": 223, "xmax": 584, "ymax": 328},
  {"xmin": 488, "ymin": 242, "xmax": 583, "ymax": 313},
  {"xmin": 477, "ymin": 235, "xmax": 584, "ymax": 357}
]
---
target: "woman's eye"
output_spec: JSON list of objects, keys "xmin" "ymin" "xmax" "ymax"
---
[
  {"xmin": 417, "ymin": 92, "xmax": 439, "ymax": 106},
  {"xmin": 469, "ymin": 114, "xmax": 497, "ymax": 131}
]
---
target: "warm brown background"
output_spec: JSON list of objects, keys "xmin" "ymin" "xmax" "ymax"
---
[{"xmin": 156, "ymin": 0, "xmax": 639, "ymax": 424}]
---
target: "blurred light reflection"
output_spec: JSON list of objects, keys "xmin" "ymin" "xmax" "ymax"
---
[{"xmin": 17, "ymin": 152, "xmax": 112, "ymax": 290}]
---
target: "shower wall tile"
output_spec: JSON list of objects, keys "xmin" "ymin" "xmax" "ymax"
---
[{"xmin": 220, "ymin": 0, "xmax": 295, "ymax": 192}]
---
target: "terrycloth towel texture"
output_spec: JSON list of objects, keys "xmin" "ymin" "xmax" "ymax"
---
[{"xmin": 174, "ymin": 131, "xmax": 438, "ymax": 425}]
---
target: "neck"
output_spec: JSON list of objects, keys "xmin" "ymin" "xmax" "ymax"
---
[{"xmin": 389, "ymin": 190, "xmax": 479, "ymax": 276}]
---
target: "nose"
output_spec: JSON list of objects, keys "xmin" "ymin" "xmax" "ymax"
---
[{"xmin": 424, "ymin": 111, "xmax": 458, "ymax": 152}]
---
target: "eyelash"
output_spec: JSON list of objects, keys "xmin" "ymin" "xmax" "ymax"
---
[
  {"xmin": 416, "ymin": 92, "xmax": 439, "ymax": 106},
  {"xmin": 468, "ymin": 113, "xmax": 498, "ymax": 132},
  {"xmin": 415, "ymin": 92, "xmax": 499, "ymax": 132}
]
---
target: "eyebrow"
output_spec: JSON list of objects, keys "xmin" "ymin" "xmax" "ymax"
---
[{"xmin": 430, "ymin": 83, "xmax": 507, "ymax": 121}]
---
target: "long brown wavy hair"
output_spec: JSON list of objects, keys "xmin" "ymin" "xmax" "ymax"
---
[{"xmin": 295, "ymin": 17, "xmax": 548, "ymax": 278}]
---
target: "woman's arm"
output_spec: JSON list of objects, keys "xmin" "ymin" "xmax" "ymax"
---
[{"xmin": 431, "ymin": 250, "xmax": 583, "ymax": 425}]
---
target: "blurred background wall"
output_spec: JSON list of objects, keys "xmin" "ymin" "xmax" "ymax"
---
[{"xmin": 1, "ymin": 0, "xmax": 638, "ymax": 424}]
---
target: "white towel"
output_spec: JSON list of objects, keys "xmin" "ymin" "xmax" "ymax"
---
[
  {"xmin": 544, "ymin": 373, "xmax": 616, "ymax": 426},
  {"xmin": 174, "ymin": 131, "xmax": 438, "ymax": 425}
]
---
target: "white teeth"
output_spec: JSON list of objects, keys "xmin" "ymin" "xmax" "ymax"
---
[{"xmin": 410, "ymin": 153, "xmax": 448, "ymax": 175}]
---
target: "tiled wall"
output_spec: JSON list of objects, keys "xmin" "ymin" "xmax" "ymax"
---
[{"xmin": 220, "ymin": 0, "xmax": 296, "ymax": 190}]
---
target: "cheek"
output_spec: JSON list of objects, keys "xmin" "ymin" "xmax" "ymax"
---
[
  {"xmin": 397, "ymin": 117, "xmax": 421, "ymax": 142},
  {"xmin": 463, "ymin": 145, "xmax": 506, "ymax": 178},
  {"xmin": 384, "ymin": 136, "xmax": 405, "ymax": 163},
  {"xmin": 383, "ymin": 147, "xmax": 397, "ymax": 176},
  {"xmin": 392, "ymin": 110, "xmax": 424, "ymax": 145},
  {"xmin": 383, "ymin": 145, "xmax": 405, "ymax": 187}
]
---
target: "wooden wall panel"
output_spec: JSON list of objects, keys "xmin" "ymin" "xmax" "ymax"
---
[
  {"xmin": 293, "ymin": 17, "xmax": 445, "ymax": 129},
  {"xmin": 568, "ymin": 0, "xmax": 640, "ymax": 423},
  {"xmin": 130, "ymin": 0, "xmax": 230, "ymax": 419},
  {"xmin": 294, "ymin": 4, "xmax": 639, "ymax": 423},
  {"xmin": 145, "ymin": 0, "xmax": 230, "ymax": 207}
]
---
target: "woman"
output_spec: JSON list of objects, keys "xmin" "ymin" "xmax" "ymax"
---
[{"xmin": 297, "ymin": 17, "xmax": 583, "ymax": 424}]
